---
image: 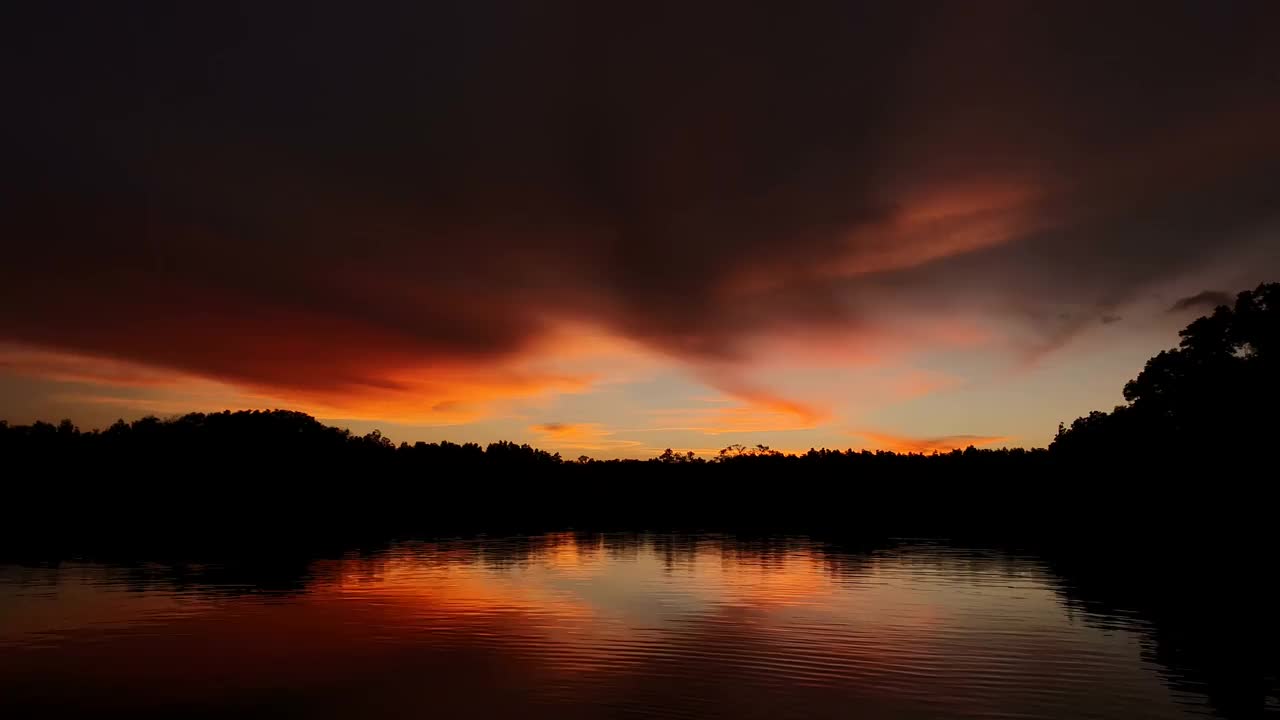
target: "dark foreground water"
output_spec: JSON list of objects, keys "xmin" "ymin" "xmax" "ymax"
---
[{"xmin": 1, "ymin": 534, "xmax": 1276, "ymax": 719}]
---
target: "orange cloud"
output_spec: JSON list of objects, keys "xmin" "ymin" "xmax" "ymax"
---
[
  {"xmin": 0, "ymin": 345, "xmax": 189, "ymax": 387},
  {"xmin": 648, "ymin": 390, "xmax": 827, "ymax": 435},
  {"xmin": 1, "ymin": 343, "xmax": 594, "ymax": 426},
  {"xmin": 851, "ymin": 430, "xmax": 1009, "ymax": 454},
  {"xmin": 829, "ymin": 183, "xmax": 1041, "ymax": 279},
  {"xmin": 289, "ymin": 369, "xmax": 594, "ymax": 425},
  {"xmin": 528, "ymin": 422, "xmax": 644, "ymax": 453},
  {"xmin": 714, "ymin": 183, "xmax": 1039, "ymax": 306},
  {"xmin": 48, "ymin": 391, "xmax": 265, "ymax": 419}
]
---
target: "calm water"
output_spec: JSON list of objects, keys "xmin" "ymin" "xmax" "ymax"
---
[{"xmin": 1, "ymin": 534, "xmax": 1274, "ymax": 719}]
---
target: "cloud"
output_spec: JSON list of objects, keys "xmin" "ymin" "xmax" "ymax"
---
[
  {"xmin": 528, "ymin": 422, "xmax": 644, "ymax": 454},
  {"xmin": 1, "ymin": 344, "xmax": 592, "ymax": 426},
  {"xmin": 0, "ymin": 345, "xmax": 189, "ymax": 388},
  {"xmin": 2, "ymin": 2, "xmax": 1279, "ymax": 417},
  {"xmin": 47, "ymin": 392, "xmax": 254, "ymax": 419},
  {"xmin": 1168, "ymin": 290, "xmax": 1233, "ymax": 313},
  {"xmin": 851, "ymin": 431, "xmax": 1010, "ymax": 455},
  {"xmin": 647, "ymin": 392, "xmax": 826, "ymax": 436},
  {"xmin": 290, "ymin": 370, "xmax": 594, "ymax": 425}
]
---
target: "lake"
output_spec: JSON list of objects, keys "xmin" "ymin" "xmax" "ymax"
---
[{"xmin": 1, "ymin": 533, "xmax": 1274, "ymax": 719}]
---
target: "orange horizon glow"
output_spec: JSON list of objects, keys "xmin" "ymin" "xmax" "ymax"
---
[{"xmin": 0, "ymin": 332, "xmax": 1136, "ymax": 458}]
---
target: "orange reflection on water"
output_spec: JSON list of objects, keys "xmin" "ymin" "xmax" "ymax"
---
[{"xmin": 0, "ymin": 535, "xmax": 1210, "ymax": 720}]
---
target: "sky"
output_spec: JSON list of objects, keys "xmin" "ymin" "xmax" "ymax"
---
[{"xmin": 2, "ymin": 2, "xmax": 1279, "ymax": 457}]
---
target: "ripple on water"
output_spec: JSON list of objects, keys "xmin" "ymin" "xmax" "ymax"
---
[{"xmin": 0, "ymin": 536, "xmax": 1253, "ymax": 719}]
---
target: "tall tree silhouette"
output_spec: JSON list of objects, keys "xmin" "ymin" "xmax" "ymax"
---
[{"xmin": 1053, "ymin": 282, "xmax": 1278, "ymax": 459}]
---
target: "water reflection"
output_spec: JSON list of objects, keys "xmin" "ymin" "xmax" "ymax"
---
[{"xmin": 1, "ymin": 534, "xmax": 1273, "ymax": 719}]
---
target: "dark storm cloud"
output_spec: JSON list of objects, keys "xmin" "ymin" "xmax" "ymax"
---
[
  {"xmin": 3, "ymin": 1, "xmax": 1279, "ymax": 396},
  {"xmin": 1169, "ymin": 291, "xmax": 1234, "ymax": 314}
]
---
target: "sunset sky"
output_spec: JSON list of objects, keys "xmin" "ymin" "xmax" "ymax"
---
[{"xmin": 3, "ymin": 2, "xmax": 1278, "ymax": 457}]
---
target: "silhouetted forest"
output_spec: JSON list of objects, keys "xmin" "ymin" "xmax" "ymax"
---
[{"xmin": 2, "ymin": 283, "xmax": 1276, "ymax": 547}]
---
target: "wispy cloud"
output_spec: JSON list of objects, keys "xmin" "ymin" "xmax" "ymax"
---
[
  {"xmin": 528, "ymin": 422, "xmax": 645, "ymax": 453},
  {"xmin": 850, "ymin": 430, "xmax": 1009, "ymax": 454},
  {"xmin": 647, "ymin": 390, "xmax": 827, "ymax": 435},
  {"xmin": 1168, "ymin": 290, "xmax": 1232, "ymax": 313},
  {"xmin": 0, "ymin": 345, "xmax": 190, "ymax": 387},
  {"xmin": 1, "ymin": 343, "xmax": 596, "ymax": 426}
]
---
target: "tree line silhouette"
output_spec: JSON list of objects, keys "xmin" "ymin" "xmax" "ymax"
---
[{"xmin": 2, "ymin": 282, "xmax": 1276, "ymax": 546}]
